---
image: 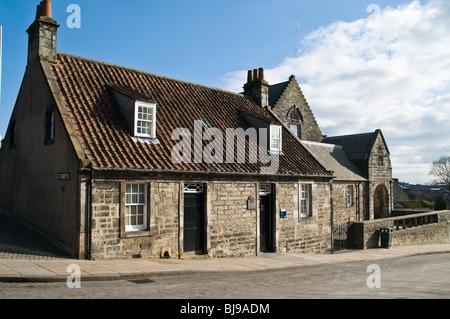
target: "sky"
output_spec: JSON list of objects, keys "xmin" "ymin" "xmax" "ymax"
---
[{"xmin": 0, "ymin": 0, "xmax": 449, "ymax": 185}]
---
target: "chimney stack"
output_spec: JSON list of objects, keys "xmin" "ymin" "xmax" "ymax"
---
[
  {"xmin": 27, "ymin": 0, "xmax": 59, "ymax": 66},
  {"xmin": 243, "ymin": 68, "xmax": 269, "ymax": 108}
]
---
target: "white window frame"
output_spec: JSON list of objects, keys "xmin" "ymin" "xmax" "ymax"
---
[
  {"xmin": 347, "ymin": 185, "xmax": 354, "ymax": 207},
  {"xmin": 300, "ymin": 184, "xmax": 312, "ymax": 218},
  {"xmin": 134, "ymin": 101, "xmax": 157, "ymax": 139},
  {"xmin": 125, "ymin": 183, "xmax": 148, "ymax": 231},
  {"xmin": 270, "ymin": 125, "xmax": 282, "ymax": 152}
]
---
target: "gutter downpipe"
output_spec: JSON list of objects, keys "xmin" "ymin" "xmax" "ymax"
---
[{"xmin": 330, "ymin": 181, "xmax": 334, "ymax": 254}]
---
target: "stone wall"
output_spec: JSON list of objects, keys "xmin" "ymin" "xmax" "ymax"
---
[
  {"xmin": 368, "ymin": 132, "xmax": 393, "ymax": 219},
  {"xmin": 278, "ymin": 182, "xmax": 332, "ymax": 254},
  {"xmin": 332, "ymin": 182, "xmax": 369, "ymax": 224},
  {"xmin": 0, "ymin": 60, "xmax": 81, "ymax": 258},
  {"xmin": 90, "ymin": 180, "xmax": 180, "ymax": 260},
  {"xmin": 208, "ymin": 182, "xmax": 257, "ymax": 258},
  {"xmin": 89, "ymin": 179, "xmax": 334, "ymax": 259},
  {"xmin": 350, "ymin": 211, "xmax": 450, "ymax": 249},
  {"xmin": 90, "ymin": 181, "xmax": 121, "ymax": 259}
]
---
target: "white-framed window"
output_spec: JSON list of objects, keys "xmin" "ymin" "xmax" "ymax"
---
[
  {"xmin": 125, "ymin": 183, "xmax": 147, "ymax": 231},
  {"xmin": 300, "ymin": 184, "xmax": 312, "ymax": 217},
  {"xmin": 135, "ymin": 101, "xmax": 156, "ymax": 138},
  {"xmin": 270, "ymin": 125, "xmax": 282, "ymax": 152},
  {"xmin": 347, "ymin": 185, "xmax": 354, "ymax": 207}
]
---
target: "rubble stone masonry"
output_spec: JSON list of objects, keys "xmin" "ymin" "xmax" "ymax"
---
[{"xmin": 89, "ymin": 179, "xmax": 334, "ymax": 259}]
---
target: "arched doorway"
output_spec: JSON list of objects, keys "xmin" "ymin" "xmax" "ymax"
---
[{"xmin": 374, "ymin": 184, "xmax": 389, "ymax": 219}]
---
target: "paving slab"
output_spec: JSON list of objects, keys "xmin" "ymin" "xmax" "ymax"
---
[{"xmin": 1, "ymin": 260, "xmax": 57, "ymax": 277}]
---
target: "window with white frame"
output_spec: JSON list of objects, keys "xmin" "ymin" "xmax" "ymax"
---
[
  {"xmin": 270, "ymin": 125, "xmax": 282, "ymax": 152},
  {"xmin": 125, "ymin": 183, "xmax": 147, "ymax": 231},
  {"xmin": 135, "ymin": 101, "xmax": 156, "ymax": 138},
  {"xmin": 300, "ymin": 184, "xmax": 312, "ymax": 217},
  {"xmin": 347, "ymin": 185, "xmax": 354, "ymax": 207}
]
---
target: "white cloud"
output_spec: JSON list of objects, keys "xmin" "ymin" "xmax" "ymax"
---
[{"xmin": 222, "ymin": 0, "xmax": 450, "ymax": 185}]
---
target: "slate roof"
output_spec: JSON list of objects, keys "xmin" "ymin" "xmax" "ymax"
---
[
  {"xmin": 301, "ymin": 141, "xmax": 366, "ymax": 181},
  {"xmin": 268, "ymin": 81, "xmax": 289, "ymax": 107},
  {"xmin": 48, "ymin": 53, "xmax": 331, "ymax": 177},
  {"xmin": 323, "ymin": 131, "xmax": 385, "ymax": 163}
]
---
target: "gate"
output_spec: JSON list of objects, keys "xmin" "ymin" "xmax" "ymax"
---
[{"xmin": 333, "ymin": 222, "xmax": 353, "ymax": 252}]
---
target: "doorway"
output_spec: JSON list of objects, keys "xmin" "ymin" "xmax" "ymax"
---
[
  {"xmin": 183, "ymin": 184, "xmax": 205, "ymax": 254},
  {"xmin": 374, "ymin": 184, "xmax": 389, "ymax": 219},
  {"xmin": 260, "ymin": 184, "xmax": 275, "ymax": 252}
]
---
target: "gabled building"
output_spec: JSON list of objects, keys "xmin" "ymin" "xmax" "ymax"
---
[{"xmin": 0, "ymin": 1, "xmax": 393, "ymax": 259}]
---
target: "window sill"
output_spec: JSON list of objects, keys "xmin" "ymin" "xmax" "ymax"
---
[
  {"xmin": 120, "ymin": 230, "xmax": 153, "ymax": 239},
  {"xmin": 132, "ymin": 137, "xmax": 160, "ymax": 145},
  {"xmin": 298, "ymin": 215, "xmax": 314, "ymax": 224}
]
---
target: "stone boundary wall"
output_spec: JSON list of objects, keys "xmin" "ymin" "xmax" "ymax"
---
[{"xmin": 350, "ymin": 211, "xmax": 450, "ymax": 249}]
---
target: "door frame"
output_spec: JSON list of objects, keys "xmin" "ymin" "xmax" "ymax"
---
[
  {"xmin": 259, "ymin": 183, "xmax": 276, "ymax": 253},
  {"xmin": 182, "ymin": 183, "xmax": 207, "ymax": 255}
]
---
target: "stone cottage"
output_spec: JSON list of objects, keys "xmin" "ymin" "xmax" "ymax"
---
[{"xmin": 0, "ymin": 1, "xmax": 393, "ymax": 260}]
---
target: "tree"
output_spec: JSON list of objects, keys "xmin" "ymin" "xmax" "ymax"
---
[
  {"xmin": 434, "ymin": 196, "xmax": 448, "ymax": 211},
  {"xmin": 430, "ymin": 156, "xmax": 450, "ymax": 192}
]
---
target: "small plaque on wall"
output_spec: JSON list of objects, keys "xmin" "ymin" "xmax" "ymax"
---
[
  {"xmin": 56, "ymin": 173, "xmax": 70, "ymax": 180},
  {"xmin": 280, "ymin": 209, "xmax": 287, "ymax": 219},
  {"xmin": 247, "ymin": 196, "xmax": 257, "ymax": 210}
]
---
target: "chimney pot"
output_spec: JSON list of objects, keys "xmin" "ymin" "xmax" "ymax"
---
[
  {"xmin": 36, "ymin": 5, "xmax": 41, "ymax": 19},
  {"xmin": 253, "ymin": 69, "xmax": 258, "ymax": 82},
  {"xmin": 258, "ymin": 68, "xmax": 265, "ymax": 80},
  {"xmin": 247, "ymin": 70, "xmax": 253, "ymax": 83},
  {"xmin": 36, "ymin": 0, "xmax": 52, "ymax": 19},
  {"xmin": 43, "ymin": 0, "xmax": 52, "ymax": 18}
]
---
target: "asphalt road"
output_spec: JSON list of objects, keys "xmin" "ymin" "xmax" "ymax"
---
[{"xmin": 1, "ymin": 252, "xmax": 449, "ymax": 301}]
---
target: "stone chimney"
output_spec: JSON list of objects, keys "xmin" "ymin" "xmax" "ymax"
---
[
  {"xmin": 26, "ymin": 0, "xmax": 59, "ymax": 66},
  {"xmin": 243, "ymin": 68, "xmax": 269, "ymax": 108}
]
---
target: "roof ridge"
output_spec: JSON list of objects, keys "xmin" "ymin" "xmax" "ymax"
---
[
  {"xmin": 56, "ymin": 52, "xmax": 249, "ymax": 99},
  {"xmin": 325, "ymin": 131, "xmax": 375, "ymax": 139},
  {"xmin": 302, "ymin": 140, "xmax": 343, "ymax": 149}
]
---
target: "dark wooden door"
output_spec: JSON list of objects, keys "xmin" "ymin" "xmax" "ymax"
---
[
  {"xmin": 260, "ymin": 194, "xmax": 274, "ymax": 252},
  {"xmin": 184, "ymin": 192, "xmax": 205, "ymax": 253}
]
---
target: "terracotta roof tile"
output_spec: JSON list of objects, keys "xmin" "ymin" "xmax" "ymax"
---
[{"xmin": 49, "ymin": 53, "xmax": 330, "ymax": 177}]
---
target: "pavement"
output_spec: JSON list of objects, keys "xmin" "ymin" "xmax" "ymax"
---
[{"xmin": 1, "ymin": 210, "xmax": 450, "ymax": 283}]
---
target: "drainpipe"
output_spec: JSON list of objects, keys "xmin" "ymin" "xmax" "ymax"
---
[
  {"xmin": 330, "ymin": 182, "xmax": 334, "ymax": 254},
  {"xmin": 357, "ymin": 182, "xmax": 361, "ymax": 221},
  {"xmin": 389, "ymin": 180, "xmax": 393, "ymax": 217},
  {"xmin": 86, "ymin": 169, "xmax": 93, "ymax": 260}
]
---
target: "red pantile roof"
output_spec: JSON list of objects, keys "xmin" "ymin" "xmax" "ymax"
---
[{"xmin": 48, "ymin": 53, "xmax": 330, "ymax": 177}]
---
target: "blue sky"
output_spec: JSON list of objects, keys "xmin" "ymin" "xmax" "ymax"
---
[{"xmin": 1, "ymin": 0, "xmax": 449, "ymax": 184}]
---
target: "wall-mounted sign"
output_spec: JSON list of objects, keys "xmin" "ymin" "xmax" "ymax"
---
[
  {"xmin": 280, "ymin": 209, "xmax": 287, "ymax": 219},
  {"xmin": 247, "ymin": 196, "xmax": 257, "ymax": 210},
  {"xmin": 56, "ymin": 173, "xmax": 70, "ymax": 180}
]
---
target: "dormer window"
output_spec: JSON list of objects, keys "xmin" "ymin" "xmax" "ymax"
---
[
  {"xmin": 111, "ymin": 87, "xmax": 158, "ymax": 140},
  {"xmin": 270, "ymin": 125, "xmax": 282, "ymax": 152},
  {"xmin": 135, "ymin": 101, "xmax": 156, "ymax": 138}
]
